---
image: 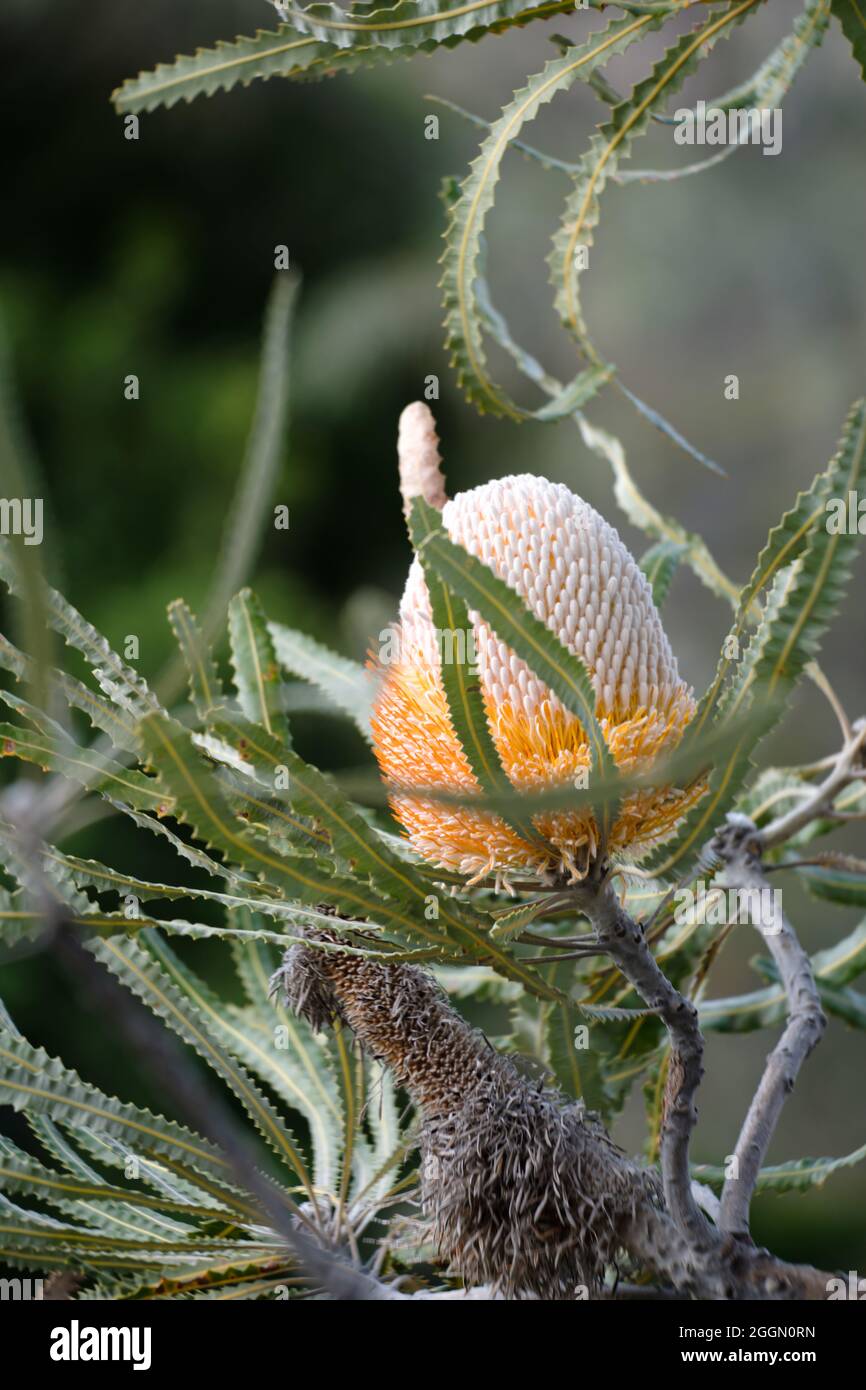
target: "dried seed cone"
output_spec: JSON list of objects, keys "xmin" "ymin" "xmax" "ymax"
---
[
  {"xmin": 275, "ymin": 938, "xmax": 656, "ymax": 1299},
  {"xmin": 373, "ymin": 416, "xmax": 703, "ymax": 881}
]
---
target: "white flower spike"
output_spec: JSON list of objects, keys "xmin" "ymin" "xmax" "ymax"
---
[{"xmin": 372, "ymin": 403, "xmax": 704, "ymax": 882}]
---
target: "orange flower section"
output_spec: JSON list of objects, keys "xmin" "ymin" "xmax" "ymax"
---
[{"xmin": 372, "ymin": 469, "xmax": 704, "ymax": 883}]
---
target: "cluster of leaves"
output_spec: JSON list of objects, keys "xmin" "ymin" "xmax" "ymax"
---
[
  {"xmin": 113, "ymin": 0, "xmax": 864, "ymax": 466},
  {"xmin": 0, "ymin": 371, "xmax": 865, "ymax": 1289},
  {"xmin": 0, "ymin": 0, "xmax": 864, "ymax": 1295}
]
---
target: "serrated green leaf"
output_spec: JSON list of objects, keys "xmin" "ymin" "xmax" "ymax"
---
[
  {"xmin": 0, "ymin": 550, "xmax": 163, "ymax": 721},
  {"xmin": 488, "ymin": 897, "xmax": 553, "ymax": 942},
  {"xmin": 695, "ymin": 398, "xmax": 866, "ymax": 742},
  {"xmin": 647, "ymin": 399, "xmax": 866, "ymax": 880},
  {"xmin": 441, "ymin": 11, "xmax": 656, "ymax": 418},
  {"xmin": 749, "ymin": 0, "xmax": 832, "ymax": 97},
  {"xmin": 0, "ymin": 1245, "xmax": 172, "ymax": 1276},
  {"xmin": 0, "ymin": 632, "xmax": 139, "ymax": 752},
  {"xmin": 0, "ymin": 1001, "xmax": 236, "ymax": 1232},
  {"xmin": 618, "ymin": 0, "xmax": 831, "ymax": 186},
  {"xmin": 699, "ymin": 920, "xmax": 866, "ymax": 1032},
  {"xmin": 0, "ymin": 723, "xmax": 170, "ymax": 815},
  {"xmin": 0, "ymin": 1142, "xmax": 236, "ymax": 1233},
  {"xmin": 37, "ymin": 843, "xmax": 343, "ymax": 933},
  {"xmin": 287, "ymin": 0, "xmax": 598, "ymax": 49},
  {"xmin": 65, "ymin": 1129, "xmax": 255, "ymax": 1219},
  {"xmin": 0, "ymin": 901, "xmax": 308, "ymax": 954},
  {"xmin": 578, "ymin": 1002, "xmax": 660, "ymax": 1022},
  {"xmin": 139, "ymin": 713, "xmax": 398, "ymax": 926},
  {"xmin": 154, "ymin": 1267, "xmax": 298, "ymax": 1300},
  {"xmin": 798, "ymin": 863, "xmax": 866, "ymax": 908},
  {"xmin": 228, "ymin": 588, "xmax": 290, "ymax": 744},
  {"xmin": 13, "ymin": 1121, "xmax": 233, "ymax": 1243},
  {"xmin": 206, "ymin": 711, "xmax": 563, "ymax": 994},
  {"xmin": 112, "ymin": 0, "xmax": 581, "ymax": 115},
  {"xmin": 639, "ymin": 540, "xmax": 688, "ymax": 609},
  {"xmin": 140, "ymin": 714, "xmax": 547, "ymax": 992},
  {"xmin": 168, "ymin": 600, "xmax": 226, "ymax": 719},
  {"xmin": 578, "ymin": 417, "xmax": 741, "ymax": 607},
  {"xmin": 217, "ymin": 760, "xmax": 332, "ymax": 860},
  {"xmin": 832, "ymin": 0, "xmax": 866, "ymax": 80},
  {"xmin": 92, "ymin": 934, "xmax": 315, "ymax": 1200},
  {"xmin": 207, "ymin": 713, "xmax": 458, "ymax": 930},
  {"xmin": 269, "ymin": 620, "xmax": 375, "ymax": 741},
  {"xmin": 112, "ymin": 27, "xmax": 333, "ymax": 113},
  {"xmin": 693, "ymin": 1142, "xmax": 866, "ymax": 1195},
  {"xmin": 406, "ymin": 500, "xmax": 550, "ymax": 857},
  {"xmin": 233, "ymin": 935, "xmax": 345, "ymax": 1194},
  {"xmin": 0, "ymin": 1027, "xmax": 234, "ymax": 1188},
  {"xmin": 550, "ymin": 1, "xmax": 762, "ymax": 355},
  {"xmin": 76, "ymin": 1250, "xmax": 297, "ymax": 1301},
  {"xmin": 0, "ymin": 1200, "xmax": 268, "ymax": 1262}
]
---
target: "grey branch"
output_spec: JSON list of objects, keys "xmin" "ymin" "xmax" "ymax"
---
[
  {"xmin": 711, "ymin": 815, "xmax": 827, "ymax": 1238},
  {"xmin": 620, "ymin": 1200, "xmax": 833, "ymax": 1301},
  {"xmin": 572, "ymin": 869, "xmax": 712, "ymax": 1251},
  {"xmin": 760, "ymin": 718, "xmax": 866, "ymax": 849}
]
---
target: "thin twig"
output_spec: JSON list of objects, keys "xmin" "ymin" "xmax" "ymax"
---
[
  {"xmin": 759, "ymin": 719, "xmax": 866, "ymax": 849},
  {"xmin": 807, "ymin": 662, "xmax": 853, "ymax": 743},
  {"xmin": 521, "ymin": 947, "xmax": 607, "ymax": 963}
]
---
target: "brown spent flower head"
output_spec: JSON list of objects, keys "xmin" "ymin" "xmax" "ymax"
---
[
  {"xmin": 371, "ymin": 403, "xmax": 704, "ymax": 883},
  {"xmin": 274, "ymin": 936, "xmax": 656, "ymax": 1299}
]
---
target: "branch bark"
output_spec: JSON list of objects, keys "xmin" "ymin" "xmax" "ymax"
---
[
  {"xmin": 711, "ymin": 815, "xmax": 827, "ymax": 1237},
  {"xmin": 572, "ymin": 870, "xmax": 712, "ymax": 1251},
  {"xmin": 760, "ymin": 718, "xmax": 866, "ymax": 849}
]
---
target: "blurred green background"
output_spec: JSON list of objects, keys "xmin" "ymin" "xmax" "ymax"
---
[{"xmin": 1, "ymin": 0, "xmax": 865, "ymax": 1274}]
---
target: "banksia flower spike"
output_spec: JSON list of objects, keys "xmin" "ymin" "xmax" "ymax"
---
[{"xmin": 371, "ymin": 403, "xmax": 704, "ymax": 884}]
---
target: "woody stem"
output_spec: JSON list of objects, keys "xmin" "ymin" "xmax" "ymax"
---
[
  {"xmin": 711, "ymin": 816, "xmax": 826, "ymax": 1238},
  {"xmin": 571, "ymin": 872, "xmax": 712, "ymax": 1251}
]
